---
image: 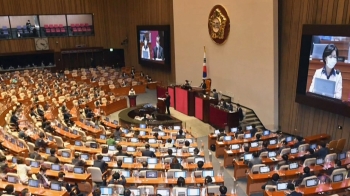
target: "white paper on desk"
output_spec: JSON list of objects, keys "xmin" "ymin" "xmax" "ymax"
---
[
  {"xmin": 217, "ymin": 142, "xmax": 224, "ymax": 145},
  {"xmin": 225, "ymin": 150, "xmax": 232, "ymax": 153},
  {"xmin": 158, "ymin": 98, "xmax": 165, "ymax": 101}
]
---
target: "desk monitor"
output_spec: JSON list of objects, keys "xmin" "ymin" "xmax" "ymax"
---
[
  {"xmin": 18, "ymin": 142, "xmax": 24, "ymax": 148},
  {"xmin": 310, "ymin": 143, "xmax": 317, "ymax": 150},
  {"xmin": 259, "ymin": 166, "xmax": 270, "ymax": 173},
  {"xmin": 291, "ymin": 148, "xmax": 298, "ymax": 154},
  {"xmin": 90, "ymin": 142, "xmax": 98, "ymax": 149},
  {"xmin": 102, "ymin": 156, "xmax": 111, "ymax": 162},
  {"xmin": 147, "ymin": 158, "xmax": 158, "ymax": 164},
  {"xmin": 12, "ymin": 157, "xmax": 17, "ymax": 164},
  {"xmin": 316, "ymin": 158, "xmax": 324, "ymax": 165},
  {"xmin": 175, "ymin": 188, "xmax": 187, "ymax": 196},
  {"xmin": 57, "ymin": 123, "xmax": 61, "ymax": 128},
  {"xmin": 251, "ymin": 142, "xmax": 258, "ymax": 148},
  {"xmin": 10, "ymin": 138, "xmax": 15, "ymax": 144},
  {"xmin": 231, "ymin": 127, "xmax": 238, "ymax": 133},
  {"xmin": 129, "ymin": 188, "xmax": 141, "ymax": 196},
  {"xmin": 29, "ymin": 179, "xmax": 39, "ymax": 187},
  {"xmin": 246, "ymin": 126, "xmax": 253, "ymax": 130},
  {"xmin": 263, "ymin": 130, "xmax": 270, "ymax": 136},
  {"xmin": 130, "ymin": 138, "xmax": 139, "ymax": 143},
  {"xmin": 51, "ymin": 181, "xmax": 62, "ymax": 191},
  {"xmin": 73, "ymin": 130, "xmax": 78, "ymax": 135},
  {"xmin": 80, "ymin": 153, "xmax": 89, "ymax": 160},
  {"xmin": 75, "ymin": 141, "xmax": 82, "ymax": 146},
  {"xmin": 122, "ymin": 129, "xmax": 129, "ymax": 134},
  {"xmin": 185, "ymin": 138, "xmax": 193, "ymax": 143},
  {"xmin": 46, "ymin": 148, "xmax": 51, "ymax": 154},
  {"xmin": 108, "ymin": 145, "xmax": 116, "ymax": 151},
  {"xmin": 140, "ymin": 124, "xmax": 146, "ymax": 129},
  {"xmin": 61, "ymin": 151, "xmax": 70, "ymax": 158},
  {"xmin": 48, "ymin": 135, "xmax": 53, "ymax": 141},
  {"xmin": 338, "ymin": 152, "xmax": 346, "ymax": 160},
  {"xmin": 306, "ymin": 178, "xmax": 318, "ymax": 187},
  {"xmin": 269, "ymin": 139, "xmax": 277, "ymax": 145},
  {"xmin": 202, "ymin": 170, "xmax": 214, "ymax": 177},
  {"xmin": 100, "ymin": 187, "xmax": 113, "ymax": 195},
  {"xmin": 123, "ymin": 157, "xmax": 133, "ymax": 163},
  {"xmin": 158, "ymin": 131, "xmax": 165, "ymax": 136},
  {"xmin": 127, "ymin": 147, "xmax": 136, "ymax": 152},
  {"xmin": 189, "ymin": 147, "xmax": 195, "ymax": 153},
  {"xmin": 268, "ymin": 151, "xmax": 277, "ymax": 158},
  {"xmin": 105, "ymin": 117, "xmax": 109, "ymax": 122},
  {"xmin": 146, "ymin": 171, "xmax": 158, "ymax": 178},
  {"xmin": 285, "ymin": 136, "xmax": 293, "ymax": 143},
  {"xmin": 231, "ymin": 144, "xmax": 240, "ymax": 150},
  {"xmin": 7, "ymin": 176, "xmax": 17, "ymax": 183},
  {"xmin": 194, "ymin": 157, "xmax": 205, "ymax": 164},
  {"xmin": 314, "ymin": 78, "xmax": 336, "ymax": 98},
  {"xmin": 51, "ymin": 164, "xmax": 61, "ymax": 171},
  {"xmin": 174, "ymin": 171, "xmax": 187, "ymax": 178},
  {"xmin": 150, "ymin": 147, "xmax": 156, "ymax": 152},
  {"xmin": 64, "ymin": 127, "xmax": 69, "ymax": 132},
  {"xmin": 74, "ymin": 166, "xmax": 84, "ymax": 174},
  {"xmin": 333, "ymin": 174, "xmax": 343, "ymax": 182},
  {"xmin": 289, "ymin": 162, "xmax": 298, "ymax": 170},
  {"xmin": 100, "ymin": 135, "xmax": 106, "ymax": 140},
  {"xmin": 121, "ymin": 170, "xmax": 130, "ymax": 178},
  {"xmin": 244, "ymin": 153, "xmax": 253, "ymax": 161},
  {"xmin": 148, "ymin": 138, "xmax": 156, "ymax": 144},
  {"xmin": 156, "ymin": 188, "xmax": 170, "ymax": 196},
  {"xmin": 139, "ymin": 131, "xmax": 145, "ymax": 136},
  {"xmin": 187, "ymin": 188, "xmax": 200, "ymax": 196},
  {"xmin": 169, "ymin": 147, "xmax": 177, "ymax": 153},
  {"xmin": 113, "ymin": 120, "xmax": 118, "ymax": 125},
  {"xmin": 173, "ymin": 126, "xmax": 181, "ymax": 130},
  {"xmin": 214, "ymin": 130, "xmax": 220, "ymax": 134},
  {"xmin": 244, "ymin": 133, "xmax": 251, "ymax": 139},
  {"xmin": 277, "ymin": 182, "xmax": 288, "ymax": 191},
  {"xmin": 30, "ymin": 161, "xmax": 40, "ymax": 168},
  {"xmin": 224, "ymin": 136, "xmax": 232, "ymax": 141}
]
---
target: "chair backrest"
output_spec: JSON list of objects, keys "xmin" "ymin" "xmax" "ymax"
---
[
  {"xmin": 43, "ymin": 161, "xmax": 53, "ymax": 169},
  {"xmin": 164, "ymin": 157, "xmax": 173, "ymax": 164},
  {"xmin": 172, "ymin": 187, "xmax": 187, "ymax": 196},
  {"xmin": 303, "ymin": 158, "xmax": 316, "ymax": 167},
  {"xmin": 107, "ymin": 184, "xmax": 124, "ymax": 194},
  {"xmin": 330, "ymin": 168, "xmax": 348, "ymax": 182},
  {"xmin": 187, "ymin": 157, "xmax": 195, "ymax": 164},
  {"xmin": 279, "ymin": 165, "xmax": 289, "ymax": 171},
  {"xmin": 325, "ymin": 153, "xmax": 337, "ymax": 162},
  {"xmin": 298, "ymin": 144, "xmax": 310, "ymax": 152},
  {"xmin": 260, "ymin": 152, "xmax": 268, "ymax": 158},
  {"xmin": 280, "ymin": 148, "xmax": 291, "ymax": 155},
  {"xmin": 251, "ymin": 164, "xmax": 266, "ymax": 174},
  {"xmin": 53, "ymin": 136, "xmax": 65, "ymax": 148},
  {"xmin": 265, "ymin": 185, "xmax": 277, "ymax": 191},
  {"xmin": 300, "ymin": 175, "xmax": 318, "ymax": 186},
  {"xmin": 136, "ymin": 156, "xmax": 148, "ymax": 163},
  {"xmin": 167, "ymin": 169, "xmax": 182, "ymax": 178},
  {"xmin": 137, "ymin": 185, "xmax": 155, "ymax": 195},
  {"xmin": 87, "ymin": 167, "xmax": 103, "ymax": 182},
  {"xmin": 64, "ymin": 164, "xmax": 75, "ymax": 172},
  {"xmin": 328, "ymin": 140, "xmax": 338, "ymax": 151},
  {"xmin": 194, "ymin": 170, "xmax": 203, "ymax": 178},
  {"xmin": 335, "ymin": 139, "xmax": 346, "ymax": 153},
  {"xmin": 139, "ymin": 170, "xmax": 152, "ymax": 178},
  {"xmin": 116, "ymin": 156, "xmax": 127, "ymax": 161},
  {"xmin": 207, "ymin": 185, "xmax": 221, "ymax": 195}
]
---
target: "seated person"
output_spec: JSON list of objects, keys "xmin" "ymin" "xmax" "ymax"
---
[
  {"xmin": 285, "ymin": 183, "xmax": 302, "ymax": 196},
  {"xmin": 199, "ymin": 79, "xmax": 207, "ymax": 90},
  {"xmin": 192, "ymin": 148, "xmax": 203, "ymax": 157},
  {"xmin": 116, "ymin": 160, "xmax": 123, "ymax": 169},
  {"xmin": 217, "ymin": 129, "xmax": 227, "ymax": 141},
  {"xmin": 176, "ymin": 129, "xmax": 186, "ymax": 139},
  {"xmin": 108, "ymin": 171, "xmax": 126, "ymax": 186},
  {"xmin": 141, "ymin": 144, "xmax": 155, "ymax": 157},
  {"xmin": 176, "ymin": 177, "xmax": 186, "ymax": 187},
  {"xmin": 47, "ymin": 149, "xmax": 60, "ymax": 164},
  {"xmin": 115, "ymin": 145, "xmax": 131, "ymax": 156},
  {"xmin": 219, "ymin": 99, "xmax": 227, "ymax": 109},
  {"xmin": 93, "ymin": 154, "xmax": 108, "ymax": 173},
  {"xmin": 36, "ymin": 167, "xmax": 50, "ymax": 188},
  {"xmin": 182, "ymin": 80, "xmax": 191, "ymax": 89},
  {"xmin": 3, "ymin": 184, "xmax": 15, "ymax": 195},
  {"xmin": 294, "ymin": 166, "xmax": 311, "ymax": 186},
  {"xmin": 255, "ymin": 134, "xmax": 262, "ymax": 142},
  {"xmin": 326, "ymin": 159, "xmax": 342, "ymax": 176},
  {"xmin": 106, "ymin": 135, "xmax": 116, "ymax": 146},
  {"xmin": 113, "ymin": 127, "xmax": 122, "ymax": 141},
  {"xmin": 10, "ymin": 113, "xmax": 19, "ymax": 127},
  {"xmin": 277, "ymin": 140, "xmax": 288, "ymax": 155},
  {"xmin": 0, "ymin": 156, "xmax": 15, "ymax": 179},
  {"xmin": 184, "ymin": 140, "xmax": 190, "ymax": 147},
  {"xmin": 170, "ymin": 157, "xmax": 183, "ymax": 169},
  {"xmin": 72, "ymin": 153, "xmax": 81, "ymax": 165},
  {"xmin": 248, "ymin": 152, "xmax": 262, "ymax": 169},
  {"xmin": 260, "ymin": 141, "xmax": 269, "ymax": 153},
  {"xmin": 219, "ymin": 186, "xmax": 228, "ymax": 196},
  {"xmin": 196, "ymin": 161, "xmax": 204, "ymax": 170},
  {"xmin": 164, "ymin": 149, "xmax": 176, "ymax": 158},
  {"xmin": 301, "ymin": 148, "xmax": 315, "ymax": 162},
  {"xmin": 314, "ymin": 141, "xmax": 329, "ymax": 159},
  {"xmin": 140, "ymin": 161, "xmax": 148, "ymax": 171},
  {"xmin": 164, "ymin": 138, "xmax": 173, "ymax": 148},
  {"xmin": 261, "ymin": 173, "xmax": 280, "ymax": 189},
  {"xmin": 35, "ymin": 133, "xmax": 48, "ymax": 150},
  {"xmin": 293, "ymin": 136, "xmax": 305, "ymax": 149},
  {"xmin": 212, "ymin": 89, "xmax": 219, "ymax": 100},
  {"xmin": 278, "ymin": 154, "xmax": 289, "ymax": 169},
  {"xmin": 250, "ymin": 124, "xmax": 258, "ymax": 138},
  {"xmin": 29, "ymin": 147, "xmax": 40, "ymax": 160}
]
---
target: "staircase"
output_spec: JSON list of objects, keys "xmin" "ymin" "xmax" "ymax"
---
[{"xmin": 240, "ymin": 106, "xmax": 265, "ymax": 130}]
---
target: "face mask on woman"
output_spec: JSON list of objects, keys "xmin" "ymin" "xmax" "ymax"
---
[{"xmin": 326, "ymin": 57, "xmax": 337, "ymax": 69}]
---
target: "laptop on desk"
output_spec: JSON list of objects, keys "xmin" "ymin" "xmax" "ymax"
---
[{"xmin": 314, "ymin": 78, "xmax": 336, "ymax": 98}]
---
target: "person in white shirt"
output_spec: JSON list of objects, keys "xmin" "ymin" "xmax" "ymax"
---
[
  {"xmin": 128, "ymin": 88, "xmax": 136, "ymax": 96},
  {"xmin": 309, "ymin": 44, "xmax": 342, "ymax": 99},
  {"xmin": 164, "ymin": 138, "xmax": 173, "ymax": 148},
  {"xmin": 16, "ymin": 158, "xmax": 31, "ymax": 184}
]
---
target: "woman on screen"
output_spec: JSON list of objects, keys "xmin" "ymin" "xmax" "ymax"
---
[
  {"xmin": 309, "ymin": 44, "xmax": 342, "ymax": 99},
  {"xmin": 141, "ymin": 37, "xmax": 150, "ymax": 59}
]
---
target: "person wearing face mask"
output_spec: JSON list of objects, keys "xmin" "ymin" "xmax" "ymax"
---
[
  {"xmin": 153, "ymin": 35, "xmax": 164, "ymax": 60},
  {"xmin": 141, "ymin": 37, "xmax": 150, "ymax": 59},
  {"xmin": 309, "ymin": 44, "xmax": 342, "ymax": 99},
  {"xmin": 128, "ymin": 88, "xmax": 136, "ymax": 96}
]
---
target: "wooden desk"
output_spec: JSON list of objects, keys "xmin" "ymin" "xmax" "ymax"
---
[
  {"xmin": 0, "ymin": 181, "xmax": 68, "ymax": 196},
  {"xmin": 209, "ymin": 105, "xmax": 239, "ymax": 129},
  {"xmin": 125, "ymin": 176, "xmax": 224, "ymax": 185},
  {"xmin": 66, "ymin": 145, "xmax": 102, "ymax": 154},
  {"xmin": 74, "ymin": 121, "xmax": 102, "ymax": 135},
  {"xmin": 304, "ymin": 133, "xmax": 330, "ymax": 144},
  {"xmin": 54, "ymin": 126, "xmax": 81, "ymax": 141},
  {"xmin": 101, "ymin": 119, "xmax": 119, "ymax": 129},
  {"xmin": 194, "ymin": 94, "xmax": 217, "ymax": 123},
  {"xmin": 100, "ymin": 98, "xmax": 127, "ymax": 116},
  {"xmin": 1, "ymin": 140, "xmax": 28, "ymax": 156}
]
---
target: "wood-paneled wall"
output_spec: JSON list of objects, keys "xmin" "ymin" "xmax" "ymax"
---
[
  {"xmin": 0, "ymin": 0, "xmax": 175, "ymax": 84},
  {"xmin": 124, "ymin": 0, "xmax": 175, "ymax": 85},
  {"xmin": 279, "ymin": 0, "xmax": 350, "ymax": 149}
]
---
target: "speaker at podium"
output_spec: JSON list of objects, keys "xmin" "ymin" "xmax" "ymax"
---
[{"xmin": 157, "ymin": 97, "xmax": 166, "ymax": 114}]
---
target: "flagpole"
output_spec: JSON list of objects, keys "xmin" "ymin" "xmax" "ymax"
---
[{"xmin": 203, "ymin": 46, "xmax": 207, "ymax": 79}]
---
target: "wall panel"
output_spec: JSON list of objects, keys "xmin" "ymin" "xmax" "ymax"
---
[{"xmin": 279, "ymin": 0, "xmax": 350, "ymax": 149}]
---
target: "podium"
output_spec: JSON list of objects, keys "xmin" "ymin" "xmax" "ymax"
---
[
  {"xmin": 157, "ymin": 98, "xmax": 166, "ymax": 114},
  {"xmin": 128, "ymin": 95, "xmax": 137, "ymax": 107}
]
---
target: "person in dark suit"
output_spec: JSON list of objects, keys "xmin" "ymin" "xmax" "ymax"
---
[
  {"xmin": 142, "ymin": 144, "xmax": 156, "ymax": 157},
  {"xmin": 277, "ymin": 154, "xmax": 290, "ymax": 169},
  {"xmin": 219, "ymin": 186, "xmax": 228, "ymax": 196},
  {"xmin": 29, "ymin": 147, "xmax": 40, "ymax": 160},
  {"xmin": 260, "ymin": 141, "xmax": 269, "ymax": 153},
  {"xmin": 192, "ymin": 148, "xmax": 204, "ymax": 157},
  {"xmin": 277, "ymin": 140, "xmax": 288, "ymax": 155},
  {"xmin": 36, "ymin": 167, "xmax": 50, "ymax": 188},
  {"xmin": 314, "ymin": 141, "xmax": 329, "ymax": 159},
  {"xmin": 285, "ymin": 183, "xmax": 302, "ymax": 196},
  {"xmin": 250, "ymin": 124, "xmax": 258, "ymax": 138},
  {"xmin": 115, "ymin": 160, "xmax": 123, "ymax": 169},
  {"xmin": 261, "ymin": 173, "xmax": 279, "ymax": 189},
  {"xmin": 90, "ymin": 58, "xmax": 96, "ymax": 68},
  {"xmin": 35, "ymin": 132, "xmax": 48, "ymax": 150},
  {"xmin": 10, "ymin": 113, "xmax": 19, "ymax": 127},
  {"xmin": 114, "ymin": 145, "xmax": 131, "ymax": 156},
  {"xmin": 72, "ymin": 153, "xmax": 81, "ymax": 165},
  {"xmin": 199, "ymin": 79, "xmax": 207, "ymax": 90},
  {"xmin": 293, "ymin": 136, "xmax": 305, "ymax": 149},
  {"xmin": 36, "ymin": 105, "xmax": 44, "ymax": 117},
  {"xmin": 140, "ymin": 161, "xmax": 149, "ymax": 171},
  {"xmin": 165, "ymin": 92, "xmax": 171, "ymax": 115},
  {"xmin": 301, "ymin": 148, "xmax": 316, "ymax": 162},
  {"xmin": 212, "ymin": 89, "xmax": 219, "ymax": 100},
  {"xmin": 108, "ymin": 171, "xmax": 126, "ymax": 185},
  {"xmin": 176, "ymin": 129, "xmax": 186, "ymax": 139},
  {"xmin": 153, "ymin": 37, "xmax": 164, "ymax": 60},
  {"xmin": 237, "ymin": 104, "xmax": 244, "ymax": 121},
  {"xmin": 196, "ymin": 161, "xmax": 204, "ymax": 170},
  {"xmin": 170, "ymin": 157, "xmax": 183, "ymax": 169},
  {"xmin": 47, "ymin": 149, "xmax": 60, "ymax": 164},
  {"xmin": 164, "ymin": 149, "xmax": 176, "ymax": 159},
  {"xmin": 93, "ymin": 154, "xmax": 108, "ymax": 173},
  {"xmin": 294, "ymin": 167, "xmax": 311, "ymax": 186}
]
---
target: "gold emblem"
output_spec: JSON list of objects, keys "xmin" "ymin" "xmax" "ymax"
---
[{"xmin": 208, "ymin": 5, "xmax": 230, "ymax": 44}]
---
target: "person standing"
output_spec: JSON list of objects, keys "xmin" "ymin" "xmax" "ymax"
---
[{"xmin": 165, "ymin": 92, "xmax": 171, "ymax": 115}]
